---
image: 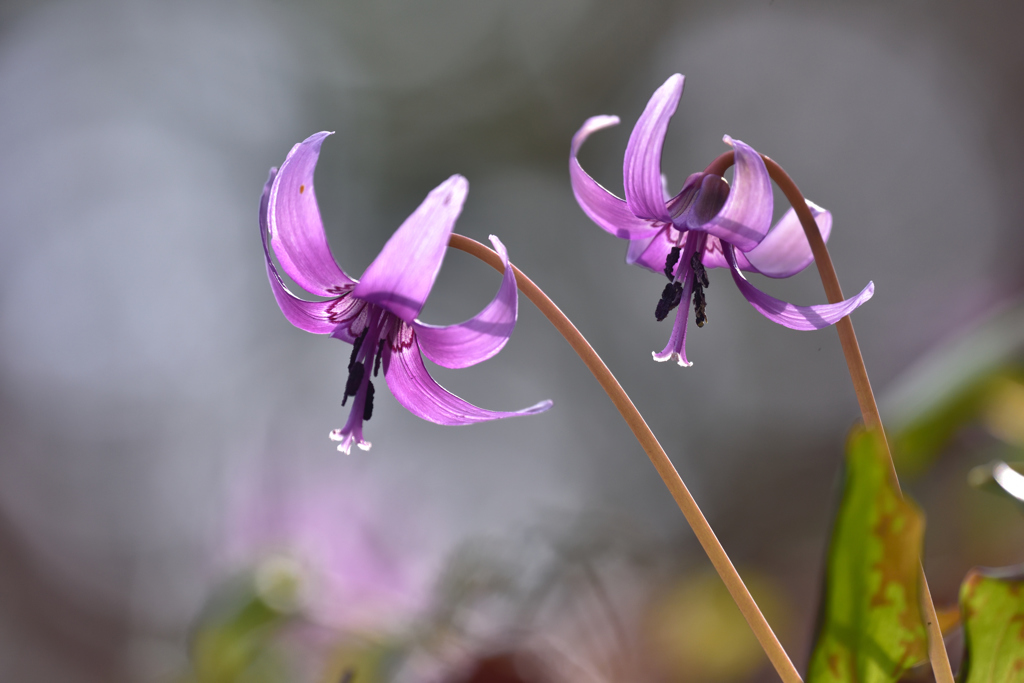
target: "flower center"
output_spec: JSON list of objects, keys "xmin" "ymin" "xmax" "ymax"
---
[
  {"xmin": 339, "ymin": 306, "xmax": 394, "ymax": 422},
  {"xmin": 655, "ymin": 236, "xmax": 710, "ymax": 327}
]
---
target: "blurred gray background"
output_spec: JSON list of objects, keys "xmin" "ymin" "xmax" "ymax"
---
[{"xmin": 1, "ymin": 0, "xmax": 1023, "ymax": 680}]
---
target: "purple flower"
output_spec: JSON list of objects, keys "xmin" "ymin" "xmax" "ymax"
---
[
  {"xmin": 570, "ymin": 74, "xmax": 874, "ymax": 367},
  {"xmin": 262, "ymin": 132, "xmax": 551, "ymax": 453}
]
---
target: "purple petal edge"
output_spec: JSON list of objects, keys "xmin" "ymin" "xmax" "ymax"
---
[
  {"xmin": 261, "ymin": 168, "xmax": 348, "ymax": 335},
  {"xmin": 692, "ymin": 136, "xmax": 772, "ymax": 252},
  {"xmin": 384, "ymin": 338, "xmax": 552, "ymax": 425},
  {"xmin": 353, "ymin": 175, "xmax": 468, "ymax": 323},
  {"xmin": 744, "ymin": 201, "xmax": 833, "ymax": 278},
  {"xmin": 414, "ymin": 235, "xmax": 518, "ymax": 369},
  {"xmin": 725, "ymin": 245, "xmax": 873, "ymax": 330},
  {"xmin": 570, "ymin": 115, "xmax": 660, "ymax": 241},
  {"xmin": 623, "ymin": 74, "xmax": 683, "ymax": 223},
  {"xmin": 268, "ymin": 132, "xmax": 355, "ymax": 296}
]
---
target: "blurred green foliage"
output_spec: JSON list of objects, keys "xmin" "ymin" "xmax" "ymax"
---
[
  {"xmin": 806, "ymin": 427, "xmax": 927, "ymax": 683},
  {"xmin": 892, "ymin": 367, "xmax": 1024, "ymax": 476},
  {"xmin": 180, "ymin": 572, "xmax": 295, "ymax": 683},
  {"xmin": 959, "ymin": 566, "xmax": 1024, "ymax": 683}
]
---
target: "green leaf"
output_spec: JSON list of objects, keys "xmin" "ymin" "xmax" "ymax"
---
[
  {"xmin": 806, "ymin": 427, "xmax": 929, "ymax": 683},
  {"xmin": 960, "ymin": 565, "xmax": 1024, "ymax": 683}
]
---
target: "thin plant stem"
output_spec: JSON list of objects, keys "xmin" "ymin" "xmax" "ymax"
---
[
  {"xmin": 704, "ymin": 151, "xmax": 956, "ymax": 683},
  {"xmin": 448, "ymin": 233, "xmax": 803, "ymax": 683}
]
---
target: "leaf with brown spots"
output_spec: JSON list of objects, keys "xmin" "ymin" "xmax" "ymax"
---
[
  {"xmin": 959, "ymin": 565, "xmax": 1024, "ymax": 683},
  {"xmin": 806, "ymin": 427, "xmax": 928, "ymax": 683}
]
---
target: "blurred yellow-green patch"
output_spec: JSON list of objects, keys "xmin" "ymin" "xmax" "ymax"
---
[
  {"xmin": 806, "ymin": 427, "xmax": 927, "ymax": 683},
  {"xmin": 959, "ymin": 566, "xmax": 1024, "ymax": 683},
  {"xmin": 890, "ymin": 367, "xmax": 1024, "ymax": 477}
]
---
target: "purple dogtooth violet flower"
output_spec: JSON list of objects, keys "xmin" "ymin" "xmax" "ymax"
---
[
  {"xmin": 262, "ymin": 132, "xmax": 552, "ymax": 454},
  {"xmin": 570, "ymin": 74, "xmax": 874, "ymax": 367}
]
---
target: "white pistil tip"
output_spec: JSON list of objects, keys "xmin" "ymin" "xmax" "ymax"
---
[
  {"xmin": 651, "ymin": 350, "xmax": 693, "ymax": 367},
  {"xmin": 357, "ymin": 440, "xmax": 372, "ymax": 452},
  {"xmin": 328, "ymin": 429, "xmax": 343, "ymax": 441}
]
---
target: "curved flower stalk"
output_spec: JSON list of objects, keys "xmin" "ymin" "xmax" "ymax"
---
[
  {"xmin": 261, "ymin": 132, "xmax": 551, "ymax": 453},
  {"xmin": 570, "ymin": 73, "xmax": 874, "ymax": 366}
]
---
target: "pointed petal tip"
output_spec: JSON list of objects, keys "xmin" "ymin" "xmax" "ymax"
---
[
  {"xmin": 434, "ymin": 174, "xmax": 470, "ymax": 212},
  {"xmin": 571, "ymin": 115, "xmax": 621, "ymax": 155},
  {"xmin": 624, "ymin": 76, "xmax": 685, "ymax": 222},
  {"xmin": 487, "ymin": 234, "xmax": 509, "ymax": 263},
  {"xmin": 443, "ymin": 172, "xmax": 469, "ymax": 192},
  {"xmin": 289, "ymin": 131, "xmax": 334, "ymax": 157},
  {"xmin": 353, "ymin": 174, "xmax": 470, "ymax": 321},
  {"xmin": 306, "ymin": 130, "xmax": 335, "ymax": 143},
  {"xmin": 663, "ymin": 73, "xmax": 685, "ymax": 94},
  {"xmin": 524, "ymin": 399, "xmax": 554, "ymax": 414}
]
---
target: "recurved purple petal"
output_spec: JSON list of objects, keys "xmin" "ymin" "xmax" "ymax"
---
[
  {"xmin": 744, "ymin": 201, "xmax": 833, "ymax": 278},
  {"xmin": 725, "ymin": 245, "xmax": 873, "ymax": 330},
  {"xmin": 262, "ymin": 168, "xmax": 351, "ymax": 334},
  {"xmin": 414, "ymin": 236, "xmax": 517, "ymax": 369},
  {"xmin": 353, "ymin": 175, "xmax": 469, "ymax": 323},
  {"xmin": 570, "ymin": 116, "xmax": 661, "ymax": 240},
  {"xmin": 268, "ymin": 132, "xmax": 355, "ymax": 297},
  {"xmin": 384, "ymin": 338, "xmax": 552, "ymax": 425},
  {"xmin": 693, "ymin": 137, "xmax": 772, "ymax": 252},
  {"xmin": 624, "ymin": 74, "xmax": 684, "ymax": 223}
]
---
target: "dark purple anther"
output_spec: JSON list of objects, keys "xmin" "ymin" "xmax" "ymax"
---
[
  {"xmin": 691, "ymin": 253, "xmax": 709, "ymax": 288},
  {"xmin": 344, "ymin": 361, "xmax": 365, "ymax": 399},
  {"xmin": 693, "ymin": 282, "xmax": 707, "ymax": 327},
  {"xmin": 348, "ymin": 329, "xmax": 368, "ymax": 369},
  {"xmin": 373, "ymin": 338, "xmax": 385, "ymax": 377},
  {"xmin": 363, "ymin": 381, "xmax": 375, "ymax": 421},
  {"xmin": 655, "ymin": 281, "xmax": 684, "ymax": 321},
  {"xmin": 664, "ymin": 246, "xmax": 681, "ymax": 280}
]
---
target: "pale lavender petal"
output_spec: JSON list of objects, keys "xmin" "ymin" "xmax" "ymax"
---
[
  {"xmin": 384, "ymin": 339, "xmax": 552, "ymax": 425},
  {"xmin": 627, "ymin": 228, "xmax": 675, "ymax": 273},
  {"xmin": 414, "ymin": 235, "xmax": 517, "ymax": 369},
  {"xmin": 725, "ymin": 245, "xmax": 874, "ymax": 330},
  {"xmin": 744, "ymin": 201, "xmax": 833, "ymax": 278},
  {"xmin": 692, "ymin": 137, "xmax": 772, "ymax": 252},
  {"xmin": 353, "ymin": 175, "xmax": 468, "ymax": 323},
  {"xmin": 623, "ymin": 74, "xmax": 684, "ymax": 223},
  {"xmin": 570, "ymin": 115, "xmax": 662, "ymax": 240},
  {"xmin": 701, "ymin": 236, "xmax": 756, "ymax": 274},
  {"xmin": 262, "ymin": 168, "xmax": 352, "ymax": 334},
  {"xmin": 268, "ymin": 132, "xmax": 355, "ymax": 296}
]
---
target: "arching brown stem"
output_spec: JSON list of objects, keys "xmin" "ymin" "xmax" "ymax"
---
[
  {"xmin": 704, "ymin": 150, "xmax": 955, "ymax": 683},
  {"xmin": 448, "ymin": 233, "xmax": 803, "ymax": 683}
]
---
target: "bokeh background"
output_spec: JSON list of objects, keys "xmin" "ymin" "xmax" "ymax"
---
[{"xmin": 2, "ymin": 0, "xmax": 1023, "ymax": 681}]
